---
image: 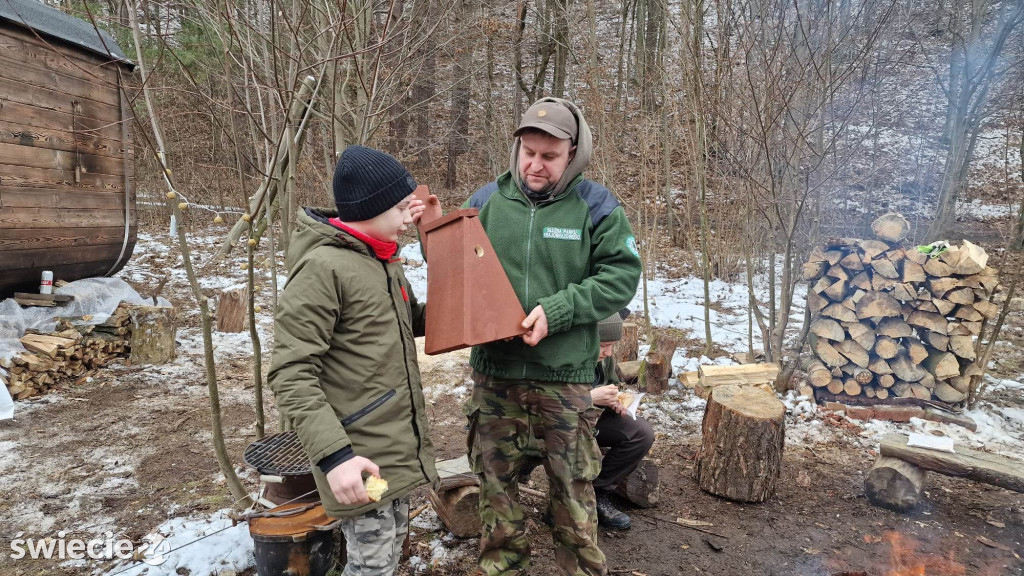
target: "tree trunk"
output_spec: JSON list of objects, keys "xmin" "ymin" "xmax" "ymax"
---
[
  {"xmin": 865, "ymin": 455, "xmax": 927, "ymax": 512},
  {"xmin": 694, "ymin": 385, "xmax": 785, "ymax": 502}
]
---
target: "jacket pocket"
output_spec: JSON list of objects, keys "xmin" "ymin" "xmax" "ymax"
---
[
  {"xmin": 341, "ymin": 389, "xmax": 397, "ymax": 427},
  {"xmin": 574, "ymin": 407, "xmax": 603, "ymax": 480},
  {"xmin": 463, "ymin": 399, "xmax": 483, "ymax": 474}
]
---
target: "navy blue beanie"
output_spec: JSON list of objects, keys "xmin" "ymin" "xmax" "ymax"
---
[{"xmin": 333, "ymin": 145, "xmax": 417, "ymax": 221}]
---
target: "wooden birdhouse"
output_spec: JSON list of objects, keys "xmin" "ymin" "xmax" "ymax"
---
[{"xmin": 420, "ymin": 208, "xmax": 527, "ymax": 355}]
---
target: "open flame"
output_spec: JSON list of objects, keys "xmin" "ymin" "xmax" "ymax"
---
[{"xmin": 884, "ymin": 532, "xmax": 966, "ymax": 576}]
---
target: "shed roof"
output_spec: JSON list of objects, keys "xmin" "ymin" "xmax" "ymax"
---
[{"xmin": 0, "ymin": 0, "xmax": 133, "ymax": 67}]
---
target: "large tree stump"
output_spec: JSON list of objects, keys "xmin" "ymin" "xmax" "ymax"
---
[
  {"xmin": 217, "ymin": 286, "xmax": 248, "ymax": 333},
  {"xmin": 614, "ymin": 322, "xmax": 640, "ymax": 362},
  {"xmin": 615, "ymin": 458, "xmax": 660, "ymax": 508},
  {"xmin": 128, "ymin": 305, "xmax": 176, "ymax": 365},
  {"xmin": 428, "ymin": 484, "xmax": 481, "ymax": 538},
  {"xmin": 694, "ymin": 385, "xmax": 785, "ymax": 502},
  {"xmin": 865, "ymin": 455, "xmax": 926, "ymax": 512}
]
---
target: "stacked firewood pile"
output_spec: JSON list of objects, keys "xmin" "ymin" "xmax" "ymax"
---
[
  {"xmin": 0, "ymin": 303, "xmax": 132, "ymax": 400},
  {"xmin": 802, "ymin": 214, "xmax": 1000, "ymax": 405}
]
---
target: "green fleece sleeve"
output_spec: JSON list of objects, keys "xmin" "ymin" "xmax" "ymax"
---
[
  {"xmin": 267, "ymin": 255, "xmax": 351, "ymax": 465},
  {"xmin": 537, "ymin": 206, "xmax": 641, "ymax": 335}
]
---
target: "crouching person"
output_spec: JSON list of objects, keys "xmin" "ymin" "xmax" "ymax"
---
[
  {"xmin": 589, "ymin": 312, "xmax": 655, "ymax": 530},
  {"xmin": 268, "ymin": 145, "xmax": 437, "ymax": 575}
]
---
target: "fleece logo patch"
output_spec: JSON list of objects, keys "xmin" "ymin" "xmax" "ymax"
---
[
  {"xmin": 543, "ymin": 227, "xmax": 582, "ymax": 241},
  {"xmin": 626, "ymin": 236, "xmax": 639, "ymax": 257}
]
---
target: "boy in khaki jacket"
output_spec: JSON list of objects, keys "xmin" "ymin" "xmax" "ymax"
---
[{"xmin": 268, "ymin": 146, "xmax": 436, "ymax": 576}]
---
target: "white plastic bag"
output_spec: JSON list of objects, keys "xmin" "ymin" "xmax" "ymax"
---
[{"xmin": 0, "ymin": 372, "xmax": 13, "ymax": 420}]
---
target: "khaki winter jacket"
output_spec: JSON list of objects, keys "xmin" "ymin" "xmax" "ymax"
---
[{"xmin": 268, "ymin": 207, "xmax": 436, "ymax": 518}]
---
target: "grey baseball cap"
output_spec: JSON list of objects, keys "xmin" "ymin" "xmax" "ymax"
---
[{"xmin": 514, "ymin": 100, "xmax": 578, "ymax": 142}]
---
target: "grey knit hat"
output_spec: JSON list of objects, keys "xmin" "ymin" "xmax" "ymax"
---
[
  {"xmin": 333, "ymin": 145, "xmax": 417, "ymax": 222},
  {"xmin": 597, "ymin": 313, "xmax": 624, "ymax": 343}
]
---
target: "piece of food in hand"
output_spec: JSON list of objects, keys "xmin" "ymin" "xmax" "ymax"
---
[
  {"xmin": 616, "ymin": 391, "xmax": 635, "ymax": 407},
  {"xmin": 364, "ymin": 476, "xmax": 389, "ymax": 502}
]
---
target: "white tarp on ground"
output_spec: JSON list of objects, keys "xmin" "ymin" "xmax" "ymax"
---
[{"xmin": 0, "ymin": 278, "xmax": 171, "ymax": 420}]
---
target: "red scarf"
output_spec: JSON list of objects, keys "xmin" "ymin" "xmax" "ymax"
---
[{"xmin": 328, "ymin": 218, "xmax": 399, "ymax": 261}]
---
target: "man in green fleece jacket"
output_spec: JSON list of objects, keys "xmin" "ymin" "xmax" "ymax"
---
[
  {"xmin": 268, "ymin": 146, "xmax": 437, "ymax": 576},
  {"xmin": 464, "ymin": 98, "xmax": 642, "ymax": 576}
]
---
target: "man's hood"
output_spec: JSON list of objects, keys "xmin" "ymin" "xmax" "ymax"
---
[
  {"xmin": 286, "ymin": 207, "xmax": 371, "ymax": 270},
  {"xmin": 509, "ymin": 97, "xmax": 593, "ymax": 200}
]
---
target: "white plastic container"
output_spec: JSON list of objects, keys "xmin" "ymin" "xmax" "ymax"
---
[{"xmin": 40, "ymin": 271, "xmax": 53, "ymax": 294}]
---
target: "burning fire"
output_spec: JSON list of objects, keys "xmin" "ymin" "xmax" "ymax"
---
[{"xmin": 884, "ymin": 532, "xmax": 966, "ymax": 576}]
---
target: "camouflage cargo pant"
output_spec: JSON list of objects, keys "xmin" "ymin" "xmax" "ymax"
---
[
  {"xmin": 466, "ymin": 371, "xmax": 606, "ymax": 576},
  {"xmin": 338, "ymin": 496, "xmax": 409, "ymax": 576}
]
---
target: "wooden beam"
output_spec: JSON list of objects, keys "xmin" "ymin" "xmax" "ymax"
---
[{"xmin": 879, "ymin": 433, "xmax": 1024, "ymax": 493}]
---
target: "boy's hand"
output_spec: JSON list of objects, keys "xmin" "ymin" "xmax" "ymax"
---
[
  {"xmin": 408, "ymin": 198, "xmax": 426, "ymax": 223},
  {"xmin": 592, "ymin": 384, "xmax": 628, "ymax": 416},
  {"xmin": 325, "ymin": 456, "xmax": 380, "ymax": 505},
  {"xmin": 521, "ymin": 305, "xmax": 548, "ymax": 346}
]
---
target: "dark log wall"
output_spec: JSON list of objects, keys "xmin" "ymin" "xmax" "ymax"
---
[{"xmin": 0, "ymin": 23, "xmax": 135, "ymax": 296}]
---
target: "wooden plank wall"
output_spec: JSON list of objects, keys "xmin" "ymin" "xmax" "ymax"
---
[{"xmin": 0, "ymin": 23, "xmax": 136, "ymax": 294}]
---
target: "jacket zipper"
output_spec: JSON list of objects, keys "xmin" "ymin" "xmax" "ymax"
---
[
  {"xmin": 382, "ymin": 261, "xmax": 429, "ymax": 477},
  {"xmin": 341, "ymin": 389, "xmax": 396, "ymax": 426},
  {"xmin": 523, "ymin": 203, "xmax": 536, "ymax": 378}
]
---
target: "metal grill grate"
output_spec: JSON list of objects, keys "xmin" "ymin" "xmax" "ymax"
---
[{"xmin": 243, "ymin": 431, "xmax": 311, "ymax": 476}]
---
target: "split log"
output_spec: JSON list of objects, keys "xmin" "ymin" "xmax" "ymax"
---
[
  {"xmin": 877, "ymin": 318, "xmax": 912, "ymax": 339},
  {"xmin": 845, "ymin": 322, "xmax": 876, "ymax": 352},
  {"xmin": 859, "ymin": 239, "xmax": 891, "ymax": 259},
  {"xmin": 217, "ymin": 286, "xmax": 248, "ymax": 333},
  {"xmin": 834, "ymin": 340, "xmax": 870, "ymax": 368},
  {"xmin": 856, "ymin": 292, "xmax": 901, "ymax": 320},
  {"xmin": 925, "ymin": 331, "xmax": 950, "ymax": 351},
  {"xmin": 810, "ymin": 318, "xmax": 845, "ymax": 341},
  {"xmin": 870, "ymin": 259, "xmax": 899, "ymax": 280},
  {"xmin": 824, "ymin": 279, "xmax": 848, "ymax": 301},
  {"xmin": 615, "ymin": 459, "xmax": 660, "ymax": 508},
  {"xmin": 931, "ymin": 298, "xmax": 956, "ymax": 316},
  {"xmin": 871, "ymin": 213, "xmax": 910, "ymax": 243},
  {"xmin": 953, "ymin": 305, "xmax": 984, "ymax": 322},
  {"xmin": 804, "ymin": 360, "xmax": 832, "ymax": 388},
  {"xmin": 429, "ymin": 485, "xmax": 482, "ymax": 538},
  {"xmin": 973, "ymin": 300, "xmax": 999, "ymax": 319},
  {"xmin": 849, "ymin": 271, "xmax": 872, "ymax": 291},
  {"xmin": 948, "ymin": 336, "xmax": 976, "ymax": 361},
  {"xmin": 946, "ymin": 288, "xmax": 975, "ymax": 306},
  {"xmin": 934, "ymin": 382, "xmax": 968, "ymax": 403},
  {"xmin": 694, "ymin": 385, "xmax": 785, "ymax": 503},
  {"xmin": 892, "ymin": 283, "xmax": 917, "ymax": 302},
  {"xmin": 924, "ymin": 258, "xmax": 954, "ymax": 277},
  {"xmin": 905, "ymin": 338, "xmax": 928, "ymax": 364},
  {"xmin": 873, "ymin": 336, "xmax": 900, "ymax": 360},
  {"xmin": 839, "ymin": 252, "xmax": 864, "ymax": 271},
  {"xmin": 908, "ymin": 311, "xmax": 948, "ymax": 335},
  {"xmin": 697, "ymin": 363, "xmax": 780, "ymax": 388},
  {"xmin": 617, "ymin": 360, "xmax": 642, "ymax": 384},
  {"xmin": 952, "ymin": 240, "xmax": 988, "ymax": 275},
  {"xmin": 890, "ymin": 354, "xmax": 926, "ymax": 382},
  {"xmin": 904, "ymin": 247, "xmax": 928, "ymax": 265},
  {"xmin": 871, "ymin": 274, "xmax": 898, "ymax": 292},
  {"xmin": 129, "ymin": 305, "xmax": 177, "ymax": 365},
  {"xmin": 927, "ymin": 277, "xmax": 960, "ymax": 297},
  {"xmin": 802, "ymin": 261, "xmax": 829, "ymax": 281},
  {"xmin": 869, "ymin": 357, "xmax": 894, "ymax": 376},
  {"xmin": 807, "ymin": 292, "xmax": 828, "ymax": 315},
  {"xmin": 901, "ymin": 260, "xmax": 926, "ymax": 283},
  {"xmin": 865, "ymin": 455, "xmax": 927, "ymax": 512},
  {"xmin": 821, "ymin": 304, "xmax": 857, "ymax": 323},
  {"xmin": 811, "ymin": 336, "xmax": 847, "ymax": 368},
  {"xmin": 879, "ymin": 433, "xmax": 1024, "ymax": 493},
  {"xmin": 910, "ymin": 384, "xmax": 931, "ymax": 400},
  {"xmin": 813, "ymin": 275, "xmax": 835, "ymax": 295},
  {"xmin": 892, "ymin": 381, "xmax": 912, "ymax": 397}
]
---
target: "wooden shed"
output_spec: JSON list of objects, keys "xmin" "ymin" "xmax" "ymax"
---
[{"xmin": 0, "ymin": 0, "xmax": 136, "ymax": 298}]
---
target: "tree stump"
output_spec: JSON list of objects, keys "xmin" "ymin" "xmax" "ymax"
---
[
  {"xmin": 865, "ymin": 456, "xmax": 926, "ymax": 512},
  {"xmin": 614, "ymin": 322, "xmax": 640, "ymax": 362},
  {"xmin": 694, "ymin": 385, "xmax": 785, "ymax": 502},
  {"xmin": 428, "ymin": 484, "xmax": 481, "ymax": 538},
  {"xmin": 128, "ymin": 305, "xmax": 176, "ymax": 365},
  {"xmin": 615, "ymin": 458, "xmax": 660, "ymax": 508},
  {"xmin": 217, "ymin": 286, "xmax": 248, "ymax": 333},
  {"xmin": 642, "ymin": 335, "xmax": 678, "ymax": 394}
]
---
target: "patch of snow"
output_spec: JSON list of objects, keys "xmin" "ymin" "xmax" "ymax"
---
[{"xmin": 101, "ymin": 509, "xmax": 254, "ymax": 576}]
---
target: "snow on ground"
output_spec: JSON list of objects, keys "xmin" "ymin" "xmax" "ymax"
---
[{"xmin": 100, "ymin": 509, "xmax": 253, "ymax": 576}]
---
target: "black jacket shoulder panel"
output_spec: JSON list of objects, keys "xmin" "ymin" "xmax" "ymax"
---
[
  {"xmin": 468, "ymin": 181, "xmax": 500, "ymax": 209},
  {"xmin": 576, "ymin": 180, "xmax": 620, "ymax": 227}
]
